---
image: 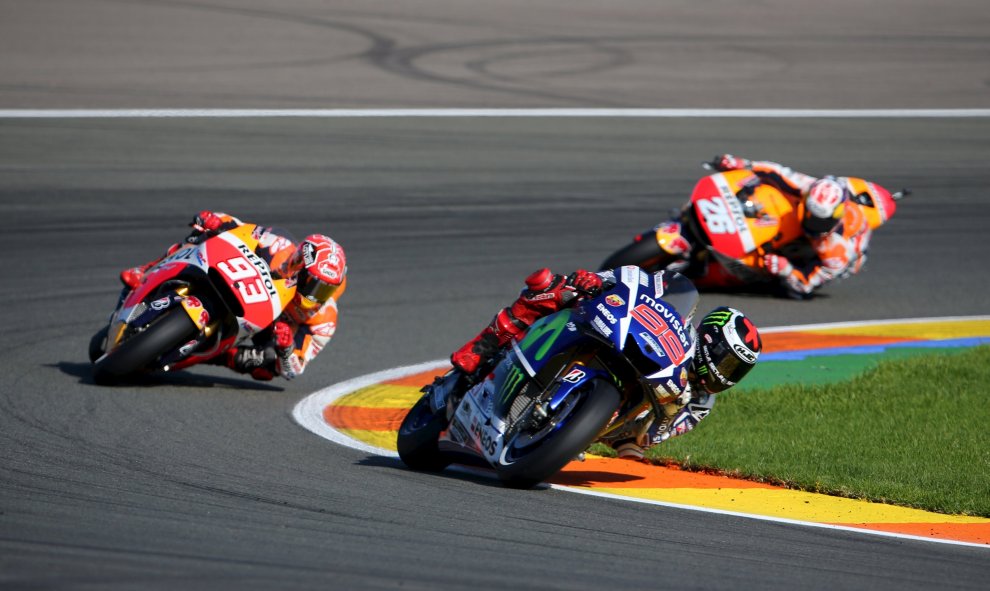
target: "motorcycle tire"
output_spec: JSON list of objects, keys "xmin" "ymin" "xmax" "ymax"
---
[
  {"xmin": 88, "ymin": 325, "xmax": 109, "ymax": 363},
  {"xmin": 92, "ymin": 309, "xmax": 197, "ymax": 385},
  {"xmin": 397, "ymin": 393, "xmax": 452, "ymax": 472},
  {"xmin": 600, "ymin": 232, "xmax": 674, "ymax": 272},
  {"xmin": 497, "ymin": 379, "xmax": 620, "ymax": 489}
]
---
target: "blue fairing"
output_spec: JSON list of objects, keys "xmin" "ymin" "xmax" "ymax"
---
[{"xmin": 510, "ymin": 266, "xmax": 698, "ymax": 401}]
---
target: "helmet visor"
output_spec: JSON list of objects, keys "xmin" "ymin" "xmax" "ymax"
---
[
  {"xmin": 298, "ymin": 273, "xmax": 340, "ymax": 308},
  {"xmin": 803, "ymin": 214, "xmax": 840, "ymax": 237},
  {"xmin": 705, "ymin": 340, "xmax": 753, "ymax": 386}
]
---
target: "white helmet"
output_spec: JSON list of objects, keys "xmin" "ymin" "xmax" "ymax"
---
[{"xmin": 803, "ymin": 178, "xmax": 847, "ymax": 236}]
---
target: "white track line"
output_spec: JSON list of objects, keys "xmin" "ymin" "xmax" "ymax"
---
[
  {"xmin": 292, "ymin": 315, "xmax": 990, "ymax": 549},
  {"xmin": 3, "ymin": 108, "xmax": 990, "ymax": 118}
]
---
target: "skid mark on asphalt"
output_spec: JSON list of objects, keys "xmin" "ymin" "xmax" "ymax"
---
[{"xmin": 293, "ymin": 317, "xmax": 990, "ymax": 548}]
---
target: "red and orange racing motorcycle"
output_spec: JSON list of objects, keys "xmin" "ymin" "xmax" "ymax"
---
[
  {"xmin": 601, "ymin": 164, "xmax": 907, "ymax": 292},
  {"xmin": 89, "ymin": 224, "xmax": 296, "ymax": 384}
]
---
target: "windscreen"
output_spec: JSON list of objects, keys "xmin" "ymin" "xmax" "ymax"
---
[{"xmin": 654, "ymin": 271, "xmax": 699, "ymax": 324}]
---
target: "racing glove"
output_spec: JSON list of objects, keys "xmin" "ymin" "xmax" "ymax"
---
[
  {"xmin": 272, "ymin": 321, "xmax": 302, "ymax": 380},
  {"xmin": 186, "ymin": 210, "xmax": 225, "ymax": 243},
  {"xmin": 191, "ymin": 210, "xmax": 223, "ymax": 234},
  {"xmin": 566, "ymin": 270, "xmax": 603, "ymax": 296},
  {"xmin": 272, "ymin": 321, "xmax": 294, "ymax": 351},
  {"xmin": 761, "ymin": 253, "xmax": 794, "ymax": 277},
  {"xmin": 762, "ymin": 254, "xmax": 818, "ymax": 299}
]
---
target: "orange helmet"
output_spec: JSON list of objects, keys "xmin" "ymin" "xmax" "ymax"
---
[
  {"xmin": 289, "ymin": 234, "xmax": 346, "ymax": 309},
  {"xmin": 803, "ymin": 178, "xmax": 847, "ymax": 236}
]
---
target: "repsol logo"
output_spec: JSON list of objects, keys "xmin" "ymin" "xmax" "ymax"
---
[{"xmin": 236, "ymin": 243, "xmax": 277, "ymax": 298}]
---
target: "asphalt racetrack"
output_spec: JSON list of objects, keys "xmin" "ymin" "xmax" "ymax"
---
[{"xmin": 2, "ymin": 1, "xmax": 990, "ymax": 589}]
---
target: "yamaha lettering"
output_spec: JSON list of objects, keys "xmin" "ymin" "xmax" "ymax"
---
[{"xmin": 592, "ymin": 317, "xmax": 613, "ymax": 337}]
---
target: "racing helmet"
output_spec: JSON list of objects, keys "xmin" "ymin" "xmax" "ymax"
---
[
  {"xmin": 289, "ymin": 234, "xmax": 346, "ymax": 309},
  {"xmin": 802, "ymin": 178, "xmax": 847, "ymax": 236},
  {"xmin": 693, "ymin": 307, "xmax": 761, "ymax": 394}
]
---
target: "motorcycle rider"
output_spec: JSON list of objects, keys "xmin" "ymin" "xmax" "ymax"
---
[
  {"xmin": 447, "ymin": 267, "xmax": 762, "ymax": 458},
  {"xmin": 711, "ymin": 154, "xmax": 874, "ymax": 299},
  {"xmin": 119, "ymin": 211, "xmax": 346, "ymax": 381}
]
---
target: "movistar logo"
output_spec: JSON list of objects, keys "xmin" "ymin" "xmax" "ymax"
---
[
  {"xmin": 703, "ymin": 310, "xmax": 733, "ymax": 327},
  {"xmin": 518, "ymin": 310, "xmax": 571, "ymax": 362}
]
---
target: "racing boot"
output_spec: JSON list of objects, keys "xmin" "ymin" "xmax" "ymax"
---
[
  {"xmin": 119, "ymin": 243, "xmax": 182, "ymax": 289},
  {"xmin": 217, "ymin": 346, "xmax": 279, "ymax": 381},
  {"xmin": 120, "ymin": 265, "xmax": 151, "ymax": 290},
  {"xmin": 450, "ymin": 327, "xmax": 502, "ymax": 376},
  {"xmin": 449, "ymin": 268, "xmax": 571, "ymax": 376}
]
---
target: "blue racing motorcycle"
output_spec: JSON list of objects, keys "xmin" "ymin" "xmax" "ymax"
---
[{"xmin": 397, "ymin": 266, "xmax": 700, "ymax": 488}]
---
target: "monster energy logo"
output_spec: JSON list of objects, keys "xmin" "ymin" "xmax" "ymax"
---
[
  {"xmin": 702, "ymin": 310, "xmax": 733, "ymax": 327},
  {"xmin": 498, "ymin": 365, "xmax": 526, "ymax": 403}
]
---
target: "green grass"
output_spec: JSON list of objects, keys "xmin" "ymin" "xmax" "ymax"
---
[{"xmin": 599, "ymin": 346, "xmax": 990, "ymax": 517}]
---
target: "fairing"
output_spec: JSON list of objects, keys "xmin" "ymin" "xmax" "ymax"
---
[
  {"xmin": 104, "ymin": 224, "xmax": 297, "ymax": 371},
  {"xmin": 439, "ymin": 266, "xmax": 698, "ymax": 462}
]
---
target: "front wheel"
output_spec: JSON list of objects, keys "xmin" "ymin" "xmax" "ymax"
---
[
  {"xmin": 92, "ymin": 309, "xmax": 198, "ymax": 385},
  {"xmin": 497, "ymin": 379, "xmax": 620, "ymax": 488},
  {"xmin": 600, "ymin": 231, "xmax": 675, "ymax": 272},
  {"xmin": 397, "ymin": 394, "xmax": 452, "ymax": 472},
  {"xmin": 88, "ymin": 325, "xmax": 109, "ymax": 363}
]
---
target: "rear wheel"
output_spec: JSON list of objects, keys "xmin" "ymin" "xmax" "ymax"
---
[
  {"xmin": 600, "ymin": 231, "xmax": 675, "ymax": 272},
  {"xmin": 497, "ymin": 379, "xmax": 620, "ymax": 489},
  {"xmin": 92, "ymin": 309, "xmax": 197, "ymax": 385},
  {"xmin": 397, "ymin": 394, "xmax": 452, "ymax": 472}
]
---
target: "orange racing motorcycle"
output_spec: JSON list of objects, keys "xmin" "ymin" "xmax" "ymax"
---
[
  {"xmin": 601, "ymin": 163, "xmax": 907, "ymax": 292},
  {"xmin": 89, "ymin": 224, "xmax": 296, "ymax": 384}
]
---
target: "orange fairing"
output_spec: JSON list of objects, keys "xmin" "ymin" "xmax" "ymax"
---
[
  {"xmin": 744, "ymin": 184, "xmax": 803, "ymax": 249},
  {"xmin": 847, "ymin": 177, "xmax": 897, "ymax": 230},
  {"xmin": 688, "ymin": 170, "xmax": 804, "ymax": 264},
  {"xmin": 236, "ymin": 225, "xmax": 295, "ymax": 299}
]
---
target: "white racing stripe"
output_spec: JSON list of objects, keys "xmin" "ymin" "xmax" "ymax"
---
[
  {"xmin": 292, "ymin": 315, "xmax": 990, "ymax": 549},
  {"xmin": 552, "ymin": 486, "xmax": 990, "ymax": 550},
  {"xmin": 3, "ymin": 108, "xmax": 990, "ymax": 118},
  {"xmin": 292, "ymin": 359, "xmax": 447, "ymax": 458}
]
